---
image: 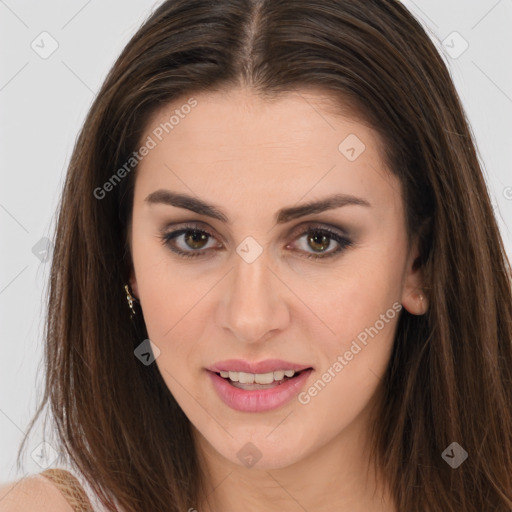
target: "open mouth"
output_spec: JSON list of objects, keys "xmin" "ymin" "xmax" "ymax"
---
[
  {"xmin": 214, "ymin": 368, "xmax": 311, "ymax": 390},
  {"xmin": 208, "ymin": 366, "xmax": 314, "ymax": 412}
]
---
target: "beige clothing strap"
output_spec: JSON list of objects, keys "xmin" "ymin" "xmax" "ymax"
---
[{"xmin": 39, "ymin": 468, "xmax": 94, "ymax": 512}]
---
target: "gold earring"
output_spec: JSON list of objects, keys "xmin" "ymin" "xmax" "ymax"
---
[{"xmin": 124, "ymin": 284, "xmax": 138, "ymax": 318}]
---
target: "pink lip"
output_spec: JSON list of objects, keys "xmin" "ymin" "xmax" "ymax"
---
[
  {"xmin": 207, "ymin": 368, "xmax": 314, "ymax": 412},
  {"xmin": 208, "ymin": 358, "xmax": 312, "ymax": 374}
]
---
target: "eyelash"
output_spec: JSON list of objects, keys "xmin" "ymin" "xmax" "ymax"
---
[{"xmin": 159, "ymin": 222, "xmax": 353, "ymax": 260}]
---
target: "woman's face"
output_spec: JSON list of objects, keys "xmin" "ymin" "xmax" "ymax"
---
[{"xmin": 129, "ymin": 87, "xmax": 426, "ymax": 470}]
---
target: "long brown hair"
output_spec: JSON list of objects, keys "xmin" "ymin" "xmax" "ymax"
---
[{"xmin": 18, "ymin": 1, "xmax": 512, "ymax": 510}]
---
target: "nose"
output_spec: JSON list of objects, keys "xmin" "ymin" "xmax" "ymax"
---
[{"xmin": 217, "ymin": 247, "xmax": 290, "ymax": 344}]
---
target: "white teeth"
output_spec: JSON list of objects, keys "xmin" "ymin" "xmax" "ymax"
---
[
  {"xmin": 238, "ymin": 372, "xmax": 255, "ymax": 384},
  {"xmin": 273, "ymin": 370, "xmax": 285, "ymax": 381},
  {"xmin": 218, "ymin": 369, "xmax": 298, "ymax": 383},
  {"xmin": 254, "ymin": 372, "xmax": 274, "ymax": 384}
]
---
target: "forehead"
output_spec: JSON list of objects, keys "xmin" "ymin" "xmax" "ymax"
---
[
  {"xmin": 134, "ymin": 87, "xmax": 400, "ymax": 220},
  {"xmin": 141, "ymin": 87, "xmax": 376, "ymax": 158}
]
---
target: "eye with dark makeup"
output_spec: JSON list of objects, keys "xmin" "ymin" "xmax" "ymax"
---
[{"xmin": 158, "ymin": 222, "xmax": 353, "ymax": 260}]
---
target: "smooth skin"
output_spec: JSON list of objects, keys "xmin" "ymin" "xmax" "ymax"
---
[
  {"xmin": 128, "ymin": 87, "xmax": 428, "ymax": 512},
  {"xmin": 0, "ymin": 476, "xmax": 73, "ymax": 511},
  {"xmin": 0, "ymin": 87, "xmax": 427, "ymax": 512}
]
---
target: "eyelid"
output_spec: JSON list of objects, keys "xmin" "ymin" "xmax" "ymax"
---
[
  {"xmin": 161, "ymin": 219, "xmax": 218, "ymax": 238},
  {"xmin": 162, "ymin": 220, "xmax": 350, "ymax": 241},
  {"xmin": 286, "ymin": 222, "xmax": 352, "ymax": 260},
  {"xmin": 287, "ymin": 221, "xmax": 350, "ymax": 239},
  {"xmin": 160, "ymin": 220, "xmax": 353, "ymax": 259},
  {"xmin": 161, "ymin": 222, "xmax": 220, "ymax": 250}
]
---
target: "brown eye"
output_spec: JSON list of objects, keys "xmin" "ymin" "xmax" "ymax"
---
[
  {"xmin": 161, "ymin": 225, "xmax": 220, "ymax": 259},
  {"xmin": 161, "ymin": 222, "xmax": 352, "ymax": 261},
  {"xmin": 183, "ymin": 229, "xmax": 210, "ymax": 250},
  {"xmin": 307, "ymin": 231, "xmax": 331, "ymax": 253},
  {"xmin": 289, "ymin": 225, "xmax": 353, "ymax": 260}
]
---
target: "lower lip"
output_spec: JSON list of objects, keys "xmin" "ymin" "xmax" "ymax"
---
[{"xmin": 207, "ymin": 369, "xmax": 313, "ymax": 412}]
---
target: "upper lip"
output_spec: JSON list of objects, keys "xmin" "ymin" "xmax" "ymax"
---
[{"xmin": 207, "ymin": 359, "xmax": 313, "ymax": 374}]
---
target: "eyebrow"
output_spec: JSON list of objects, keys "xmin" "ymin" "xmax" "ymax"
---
[{"xmin": 144, "ymin": 189, "xmax": 371, "ymax": 225}]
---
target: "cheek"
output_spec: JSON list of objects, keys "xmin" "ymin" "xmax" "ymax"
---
[
  {"xmin": 131, "ymin": 226, "xmax": 202, "ymax": 336},
  {"xmin": 294, "ymin": 302, "xmax": 399, "ymax": 455},
  {"xmin": 137, "ymin": 268, "xmax": 209, "ymax": 354},
  {"xmin": 138, "ymin": 269, "xmax": 210, "ymax": 410},
  {"xmin": 289, "ymin": 241, "xmax": 403, "ymax": 416},
  {"xmin": 291, "ymin": 242, "xmax": 404, "ymax": 353},
  {"xmin": 132, "ymin": 256, "xmax": 220, "ymax": 394}
]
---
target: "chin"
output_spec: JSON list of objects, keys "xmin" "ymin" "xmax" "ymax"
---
[{"xmin": 205, "ymin": 428, "xmax": 309, "ymax": 470}]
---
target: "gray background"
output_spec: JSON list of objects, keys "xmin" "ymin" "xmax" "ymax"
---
[{"xmin": 1, "ymin": 0, "xmax": 511, "ymax": 482}]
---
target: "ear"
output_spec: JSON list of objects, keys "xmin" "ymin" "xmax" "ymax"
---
[
  {"xmin": 400, "ymin": 236, "xmax": 428, "ymax": 316},
  {"xmin": 125, "ymin": 225, "xmax": 140, "ymax": 300},
  {"xmin": 129, "ymin": 267, "xmax": 140, "ymax": 300}
]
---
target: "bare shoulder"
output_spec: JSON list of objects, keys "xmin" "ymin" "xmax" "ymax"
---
[{"xmin": 0, "ymin": 474, "xmax": 74, "ymax": 512}]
